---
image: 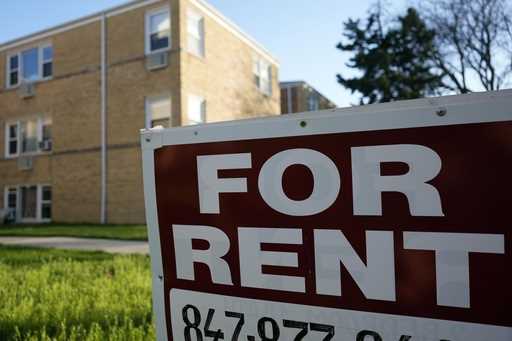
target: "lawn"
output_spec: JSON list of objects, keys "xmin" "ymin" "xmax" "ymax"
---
[
  {"xmin": 0, "ymin": 224, "xmax": 148, "ymax": 241},
  {"xmin": 0, "ymin": 246, "xmax": 155, "ymax": 340}
]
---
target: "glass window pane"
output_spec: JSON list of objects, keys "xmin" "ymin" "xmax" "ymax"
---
[
  {"xmin": 21, "ymin": 120, "xmax": 38, "ymax": 153},
  {"xmin": 151, "ymin": 118, "xmax": 169, "ymax": 128},
  {"xmin": 10, "ymin": 55, "xmax": 18, "ymax": 70},
  {"xmin": 21, "ymin": 186, "xmax": 37, "ymax": 219},
  {"xmin": 188, "ymin": 95, "xmax": 205, "ymax": 125},
  {"xmin": 187, "ymin": 12, "xmax": 201, "ymax": 37},
  {"xmin": 9, "ymin": 141, "xmax": 17, "ymax": 155},
  {"xmin": 8, "ymin": 189, "xmax": 17, "ymax": 209},
  {"xmin": 22, "ymin": 48, "xmax": 39, "ymax": 81},
  {"xmin": 43, "ymin": 62, "xmax": 53, "ymax": 78},
  {"xmin": 10, "ymin": 72, "xmax": 18, "ymax": 86},
  {"xmin": 42, "ymin": 186, "xmax": 52, "ymax": 201},
  {"xmin": 42, "ymin": 203, "xmax": 51, "ymax": 219},
  {"xmin": 43, "ymin": 46, "xmax": 53, "ymax": 61},
  {"xmin": 150, "ymin": 12, "xmax": 170, "ymax": 33},
  {"xmin": 150, "ymin": 32, "xmax": 169, "ymax": 51},
  {"xmin": 148, "ymin": 97, "xmax": 171, "ymax": 120},
  {"xmin": 42, "ymin": 122, "xmax": 52, "ymax": 141},
  {"xmin": 9, "ymin": 125, "xmax": 17, "ymax": 139}
]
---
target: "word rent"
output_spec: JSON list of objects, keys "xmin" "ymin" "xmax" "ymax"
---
[{"xmin": 172, "ymin": 145, "xmax": 505, "ymax": 309}]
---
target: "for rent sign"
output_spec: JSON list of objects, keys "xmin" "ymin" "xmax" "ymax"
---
[{"xmin": 141, "ymin": 91, "xmax": 512, "ymax": 341}]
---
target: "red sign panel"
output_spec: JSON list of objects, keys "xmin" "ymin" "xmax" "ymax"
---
[{"xmin": 142, "ymin": 93, "xmax": 512, "ymax": 341}]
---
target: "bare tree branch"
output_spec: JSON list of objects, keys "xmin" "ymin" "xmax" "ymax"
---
[{"xmin": 417, "ymin": 0, "xmax": 512, "ymax": 92}]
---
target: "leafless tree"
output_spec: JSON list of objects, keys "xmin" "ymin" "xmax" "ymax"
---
[{"xmin": 419, "ymin": 0, "xmax": 512, "ymax": 92}]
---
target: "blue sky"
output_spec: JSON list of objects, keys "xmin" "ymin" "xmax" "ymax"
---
[{"xmin": 0, "ymin": 0, "xmax": 407, "ymax": 107}]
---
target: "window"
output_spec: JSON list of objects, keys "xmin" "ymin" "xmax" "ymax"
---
[
  {"xmin": 187, "ymin": 9, "xmax": 205, "ymax": 57},
  {"xmin": 307, "ymin": 92, "xmax": 320, "ymax": 111},
  {"xmin": 187, "ymin": 94, "xmax": 206, "ymax": 125},
  {"xmin": 42, "ymin": 45, "xmax": 53, "ymax": 78},
  {"xmin": 6, "ymin": 187, "xmax": 17, "ymax": 220},
  {"xmin": 146, "ymin": 96, "xmax": 171, "ymax": 128},
  {"xmin": 4, "ymin": 185, "xmax": 52, "ymax": 223},
  {"xmin": 8, "ymin": 55, "xmax": 19, "ymax": 87},
  {"xmin": 41, "ymin": 117, "xmax": 52, "ymax": 146},
  {"xmin": 22, "ymin": 48, "xmax": 39, "ymax": 82},
  {"xmin": 253, "ymin": 58, "xmax": 272, "ymax": 96},
  {"xmin": 5, "ymin": 117, "xmax": 52, "ymax": 158},
  {"xmin": 6, "ymin": 44, "xmax": 53, "ymax": 87},
  {"xmin": 6, "ymin": 122, "xmax": 19, "ymax": 157},
  {"xmin": 146, "ymin": 7, "xmax": 171, "ymax": 54},
  {"xmin": 41, "ymin": 186, "xmax": 52, "ymax": 220},
  {"xmin": 20, "ymin": 120, "xmax": 38, "ymax": 153}
]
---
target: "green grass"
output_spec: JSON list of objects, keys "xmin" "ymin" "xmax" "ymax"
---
[
  {"xmin": 0, "ymin": 224, "xmax": 148, "ymax": 241},
  {"xmin": 0, "ymin": 246, "xmax": 155, "ymax": 340}
]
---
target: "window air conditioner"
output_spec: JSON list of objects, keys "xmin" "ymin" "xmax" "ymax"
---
[
  {"xmin": 146, "ymin": 52, "xmax": 168, "ymax": 71},
  {"xmin": 39, "ymin": 140, "xmax": 53, "ymax": 151},
  {"xmin": 18, "ymin": 156, "xmax": 33, "ymax": 170},
  {"xmin": 18, "ymin": 82, "xmax": 36, "ymax": 99}
]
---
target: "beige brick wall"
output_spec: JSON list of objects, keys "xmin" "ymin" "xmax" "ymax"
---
[
  {"xmin": 52, "ymin": 151, "xmax": 101, "ymax": 223},
  {"xmin": 107, "ymin": 147, "xmax": 145, "ymax": 224},
  {"xmin": 0, "ymin": 0, "xmax": 280, "ymax": 224},
  {"xmin": 178, "ymin": 0, "xmax": 280, "ymax": 125}
]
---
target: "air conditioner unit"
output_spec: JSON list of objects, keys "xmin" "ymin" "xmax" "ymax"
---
[
  {"xmin": 18, "ymin": 82, "xmax": 36, "ymax": 99},
  {"xmin": 146, "ymin": 52, "xmax": 168, "ymax": 71},
  {"xmin": 18, "ymin": 156, "xmax": 33, "ymax": 171},
  {"xmin": 39, "ymin": 140, "xmax": 53, "ymax": 151}
]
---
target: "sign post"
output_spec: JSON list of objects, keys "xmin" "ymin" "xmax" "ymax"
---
[{"xmin": 141, "ymin": 90, "xmax": 512, "ymax": 341}]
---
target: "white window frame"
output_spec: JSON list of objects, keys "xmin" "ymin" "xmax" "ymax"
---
[
  {"xmin": 145, "ymin": 6, "xmax": 171, "ymax": 55},
  {"xmin": 40, "ymin": 43, "xmax": 54, "ymax": 80},
  {"xmin": 253, "ymin": 57, "xmax": 272, "ymax": 96},
  {"xmin": 5, "ymin": 121, "xmax": 20, "ymax": 158},
  {"xmin": 6, "ymin": 43, "xmax": 53, "ymax": 89},
  {"xmin": 6, "ymin": 54, "xmax": 20, "ymax": 88},
  {"xmin": 4, "ymin": 184, "xmax": 52, "ymax": 224},
  {"xmin": 187, "ymin": 94, "xmax": 206, "ymax": 125},
  {"xmin": 187, "ymin": 8, "xmax": 205, "ymax": 57},
  {"xmin": 145, "ymin": 95, "xmax": 172, "ymax": 128},
  {"xmin": 4, "ymin": 117, "xmax": 52, "ymax": 158},
  {"xmin": 4, "ymin": 186, "xmax": 18, "ymax": 222}
]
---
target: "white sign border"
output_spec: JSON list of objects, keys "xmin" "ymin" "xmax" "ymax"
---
[{"xmin": 140, "ymin": 89, "xmax": 512, "ymax": 341}]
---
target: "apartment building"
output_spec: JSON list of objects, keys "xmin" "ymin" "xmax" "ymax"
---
[
  {"xmin": 0, "ymin": 0, "xmax": 280, "ymax": 224},
  {"xmin": 280, "ymin": 81, "xmax": 336, "ymax": 114}
]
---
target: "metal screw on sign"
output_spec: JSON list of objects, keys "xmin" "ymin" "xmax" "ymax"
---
[
  {"xmin": 436, "ymin": 108, "xmax": 447, "ymax": 117},
  {"xmin": 300, "ymin": 120, "xmax": 307, "ymax": 128}
]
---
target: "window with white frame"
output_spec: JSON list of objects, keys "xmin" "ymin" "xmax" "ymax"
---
[
  {"xmin": 6, "ymin": 122, "xmax": 19, "ymax": 157},
  {"xmin": 42, "ymin": 45, "xmax": 53, "ymax": 78},
  {"xmin": 146, "ymin": 96, "xmax": 171, "ymax": 128},
  {"xmin": 4, "ymin": 185, "xmax": 52, "ymax": 223},
  {"xmin": 21, "ymin": 185, "xmax": 38, "ymax": 220},
  {"xmin": 187, "ymin": 9, "xmax": 205, "ymax": 57},
  {"xmin": 146, "ymin": 7, "xmax": 171, "ymax": 54},
  {"xmin": 7, "ymin": 44, "xmax": 53, "ymax": 88},
  {"xmin": 253, "ymin": 58, "xmax": 272, "ymax": 96},
  {"xmin": 5, "ymin": 187, "xmax": 17, "ymax": 220},
  {"xmin": 5, "ymin": 117, "xmax": 52, "ymax": 158},
  {"xmin": 187, "ymin": 94, "xmax": 206, "ymax": 125}
]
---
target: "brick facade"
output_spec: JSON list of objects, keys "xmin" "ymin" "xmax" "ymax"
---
[
  {"xmin": 0, "ymin": 0, "xmax": 280, "ymax": 224},
  {"xmin": 280, "ymin": 81, "xmax": 335, "ymax": 114}
]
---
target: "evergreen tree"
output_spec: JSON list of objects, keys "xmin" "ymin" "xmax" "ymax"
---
[{"xmin": 337, "ymin": 8, "xmax": 443, "ymax": 104}]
